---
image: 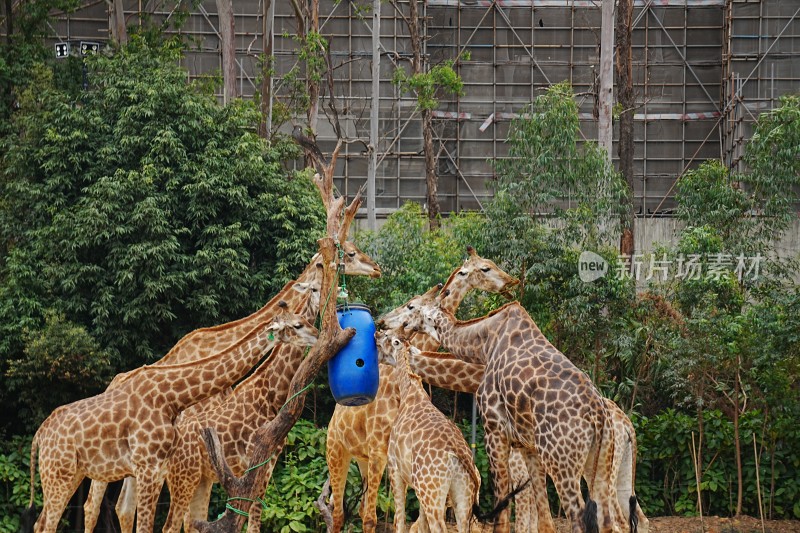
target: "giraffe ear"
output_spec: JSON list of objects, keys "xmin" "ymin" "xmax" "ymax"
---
[{"xmin": 293, "ymin": 282, "xmax": 318, "ymax": 294}]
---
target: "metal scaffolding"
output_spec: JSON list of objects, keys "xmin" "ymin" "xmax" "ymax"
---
[{"xmin": 42, "ymin": 0, "xmax": 800, "ymax": 220}]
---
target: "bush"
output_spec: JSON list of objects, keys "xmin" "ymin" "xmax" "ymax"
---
[{"xmin": 633, "ymin": 409, "xmax": 800, "ymax": 519}]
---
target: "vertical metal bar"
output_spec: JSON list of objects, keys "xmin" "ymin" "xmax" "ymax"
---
[
  {"xmin": 368, "ymin": 0, "xmax": 380, "ymax": 229},
  {"xmin": 599, "ymin": 0, "xmax": 614, "ymax": 159}
]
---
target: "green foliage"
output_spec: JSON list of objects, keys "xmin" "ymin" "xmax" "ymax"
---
[
  {"xmin": 490, "ymin": 82, "xmax": 628, "ymax": 245},
  {"xmin": 675, "ymin": 161, "xmax": 749, "ymax": 246},
  {"xmin": 0, "ymin": 0, "xmax": 80, "ymax": 132},
  {"xmin": 0, "ymin": 38, "xmax": 325, "ymax": 432},
  {"xmin": 634, "ymin": 409, "xmax": 800, "ymax": 519},
  {"xmin": 0, "ymin": 436, "xmax": 37, "ymax": 533},
  {"xmin": 743, "ymin": 94, "xmax": 800, "ymax": 236},
  {"xmin": 392, "ymin": 61, "xmax": 464, "ymax": 111},
  {"xmin": 349, "ymin": 202, "xmax": 489, "ymax": 316},
  {"xmin": 257, "ymin": 420, "xmax": 393, "ymax": 532},
  {"xmin": 260, "ymin": 420, "xmax": 329, "ymax": 533},
  {"xmin": 6, "ymin": 311, "xmax": 114, "ymax": 427}
]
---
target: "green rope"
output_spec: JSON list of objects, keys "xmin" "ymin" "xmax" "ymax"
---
[{"xmin": 219, "ymin": 497, "xmax": 270, "ymax": 519}]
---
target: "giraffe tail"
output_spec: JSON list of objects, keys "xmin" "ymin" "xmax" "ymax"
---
[
  {"xmin": 472, "ymin": 478, "xmax": 530, "ymax": 523},
  {"xmin": 582, "ymin": 498, "xmax": 599, "ymax": 533},
  {"xmin": 20, "ymin": 433, "xmax": 39, "ymax": 533},
  {"xmin": 629, "ymin": 495, "xmax": 640, "ymax": 533}
]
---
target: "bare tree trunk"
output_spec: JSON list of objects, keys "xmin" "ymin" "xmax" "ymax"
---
[
  {"xmin": 616, "ymin": 0, "xmax": 635, "ymax": 255},
  {"xmin": 216, "ymin": 0, "xmax": 237, "ymax": 104},
  {"xmin": 407, "ymin": 0, "xmax": 440, "ymax": 228},
  {"xmin": 106, "ymin": 0, "xmax": 128, "ymax": 47}
]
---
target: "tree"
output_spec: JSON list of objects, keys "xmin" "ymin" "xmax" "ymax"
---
[
  {"xmin": 484, "ymin": 82, "xmax": 633, "ymax": 383},
  {"xmin": 656, "ymin": 96, "xmax": 800, "ymax": 515},
  {"xmin": 215, "ymin": 0, "xmax": 237, "ymax": 104},
  {"xmin": 0, "ymin": 0, "xmax": 79, "ymax": 129},
  {"xmin": 615, "ymin": 0, "xmax": 635, "ymax": 255},
  {"xmin": 391, "ymin": 0, "xmax": 465, "ymax": 229},
  {"xmin": 0, "ymin": 38, "xmax": 325, "ymax": 434}
]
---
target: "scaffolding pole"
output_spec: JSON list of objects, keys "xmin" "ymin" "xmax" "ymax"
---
[{"xmin": 367, "ymin": 0, "xmax": 380, "ymax": 229}]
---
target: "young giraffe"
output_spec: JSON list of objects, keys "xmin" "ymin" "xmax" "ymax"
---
[
  {"xmin": 23, "ymin": 306, "xmax": 318, "ymax": 533},
  {"xmin": 403, "ymin": 301, "xmax": 623, "ymax": 533},
  {"xmin": 376, "ymin": 331, "xmax": 481, "ymax": 533},
  {"xmin": 161, "ymin": 282, "xmax": 323, "ymax": 532},
  {"xmin": 408, "ymin": 350, "xmax": 649, "ymax": 533},
  {"xmin": 83, "ymin": 241, "xmax": 379, "ymax": 532},
  {"xmin": 324, "ymin": 247, "xmax": 518, "ymax": 532}
]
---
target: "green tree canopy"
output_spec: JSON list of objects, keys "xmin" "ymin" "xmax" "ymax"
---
[{"xmin": 0, "ymin": 38, "xmax": 325, "ymax": 432}]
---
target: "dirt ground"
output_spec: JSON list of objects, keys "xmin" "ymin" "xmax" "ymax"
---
[{"xmin": 416, "ymin": 516, "xmax": 800, "ymax": 533}]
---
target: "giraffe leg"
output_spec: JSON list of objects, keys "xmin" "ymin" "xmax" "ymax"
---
[
  {"xmin": 550, "ymin": 474, "xmax": 586, "ymax": 533},
  {"xmin": 415, "ymin": 486, "xmax": 447, "ymax": 533},
  {"xmin": 133, "ymin": 474, "xmax": 163, "ymax": 533},
  {"xmin": 483, "ymin": 427, "xmax": 512, "ymax": 533},
  {"xmin": 593, "ymin": 415, "xmax": 624, "ymax": 533},
  {"xmin": 327, "ymin": 441, "xmax": 351, "ymax": 533},
  {"xmin": 117, "ymin": 477, "xmax": 137, "ymax": 533},
  {"xmin": 246, "ymin": 500, "xmax": 262, "ymax": 533},
  {"xmin": 509, "ymin": 449, "xmax": 535, "ymax": 533},
  {"xmin": 389, "ymin": 467, "xmax": 408, "ymax": 533},
  {"xmin": 614, "ymin": 432, "xmax": 634, "ymax": 525},
  {"xmin": 186, "ymin": 475, "xmax": 214, "ymax": 529},
  {"xmin": 410, "ymin": 508, "xmax": 428, "ymax": 533},
  {"xmin": 163, "ymin": 468, "xmax": 200, "ymax": 533},
  {"xmin": 34, "ymin": 472, "xmax": 83, "ymax": 533},
  {"xmin": 360, "ymin": 453, "xmax": 387, "ymax": 532},
  {"xmin": 83, "ymin": 479, "xmax": 107, "ymax": 532},
  {"xmin": 449, "ymin": 465, "xmax": 477, "ymax": 533},
  {"xmin": 521, "ymin": 449, "xmax": 555, "ymax": 533}
]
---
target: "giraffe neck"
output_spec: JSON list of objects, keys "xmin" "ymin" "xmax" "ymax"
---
[
  {"xmin": 409, "ymin": 350, "xmax": 483, "ymax": 394},
  {"xmin": 396, "ymin": 347, "xmax": 428, "ymax": 404},
  {"xmin": 158, "ymin": 258, "xmax": 319, "ymax": 366},
  {"xmin": 407, "ymin": 275, "xmax": 470, "ymax": 351},
  {"xmin": 437, "ymin": 302, "xmax": 523, "ymax": 364},
  {"xmin": 131, "ymin": 320, "xmax": 282, "ymax": 413},
  {"xmin": 229, "ymin": 293, "xmax": 318, "ymax": 412},
  {"xmin": 438, "ymin": 271, "xmax": 470, "ymax": 312}
]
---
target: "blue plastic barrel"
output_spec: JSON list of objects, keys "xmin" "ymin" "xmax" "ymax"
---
[{"xmin": 329, "ymin": 304, "xmax": 379, "ymax": 406}]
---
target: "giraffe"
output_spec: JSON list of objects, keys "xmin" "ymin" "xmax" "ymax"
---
[
  {"xmin": 83, "ymin": 240, "xmax": 379, "ymax": 532},
  {"xmin": 324, "ymin": 247, "xmax": 518, "ymax": 532},
  {"xmin": 407, "ymin": 349, "xmax": 649, "ymax": 533},
  {"xmin": 377, "ymin": 331, "xmax": 481, "ymax": 533},
  {"xmin": 401, "ymin": 301, "xmax": 623, "ymax": 533},
  {"xmin": 160, "ymin": 278, "xmax": 324, "ymax": 533},
  {"xmin": 23, "ymin": 304, "xmax": 319, "ymax": 533}
]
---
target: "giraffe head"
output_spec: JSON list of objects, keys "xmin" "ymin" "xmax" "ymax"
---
[
  {"xmin": 397, "ymin": 298, "xmax": 445, "ymax": 342},
  {"xmin": 268, "ymin": 301, "xmax": 320, "ymax": 346},
  {"xmin": 374, "ymin": 329, "xmax": 404, "ymax": 366},
  {"xmin": 451, "ymin": 246, "xmax": 518, "ymax": 298},
  {"xmin": 293, "ymin": 261, "xmax": 324, "ymax": 314},
  {"xmin": 375, "ymin": 283, "xmax": 442, "ymax": 331},
  {"xmin": 305, "ymin": 242, "xmax": 381, "ymax": 280},
  {"xmin": 340, "ymin": 241, "xmax": 382, "ymax": 278}
]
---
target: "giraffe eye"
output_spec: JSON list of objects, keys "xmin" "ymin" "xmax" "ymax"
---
[
  {"xmin": 294, "ymin": 323, "xmax": 303, "ymax": 329},
  {"xmin": 481, "ymin": 267, "xmax": 491, "ymax": 272},
  {"xmin": 407, "ymin": 304, "xmax": 414, "ymax": 310},
  {"xmin": 458, "ymin": 270, "xmax": 467, "ymax": 276},
  {"xmin": 348, "ymin": 252, "xmax": 356, "ymax": 257}
]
